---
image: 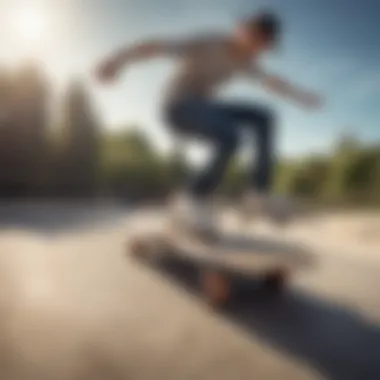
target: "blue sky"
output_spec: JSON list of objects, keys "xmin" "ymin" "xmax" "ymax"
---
[{"xmin": 0, "ymin": 0, "xmax": 379, "ymax": 158}]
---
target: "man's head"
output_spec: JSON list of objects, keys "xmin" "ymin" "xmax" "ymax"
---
[{"xmin": 236, "ymin": 11, "xmax": 281, "ymax": 54}]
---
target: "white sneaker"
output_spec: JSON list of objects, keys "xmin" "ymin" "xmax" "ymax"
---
[
  {"xmin": 169, "ymin": 193, "xmax": 218, "ymax": 240},
  {"xmin": 242, "ymin": 191, "xmax": 295, "ymax": 225}
]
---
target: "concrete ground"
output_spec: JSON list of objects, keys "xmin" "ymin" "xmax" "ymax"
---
[{"xmin": 0, "ymin": 202, "xmax": 379, "ymax": 380}]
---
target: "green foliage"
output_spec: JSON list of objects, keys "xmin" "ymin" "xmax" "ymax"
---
[
  {"xmin": 276, "ymin": 156, "xmax": 330, "ymax": 198},
  {"xmin": 100, "ymin": 128, "xmax": 186, "ymax": 199},
  {"xmin": 277, "ymin": 136, "xmax": 380, "ymax": 207},
  {"xmin": 221, "ymin": 159, "xmax": 247, "ymax": 196}
]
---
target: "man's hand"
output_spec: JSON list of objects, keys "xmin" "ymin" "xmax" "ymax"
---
[
  {"xmin": 257, "ymin": 69, "xmax": 324, "ymax": 110},
  {"xmin": 95, "ymin": 56, "xmax": 122, "ymax": 83}
]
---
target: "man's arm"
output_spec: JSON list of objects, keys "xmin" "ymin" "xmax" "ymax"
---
[
  {"xmin": 95, "ymin": 35, "xmax": 212, "ymax": 83},
  {"xmin": 95, "ymin": 40, "xmax": 176, "ymax": 82},
  {"xmin": 255, "ymin": 67, "xmax": 323, "ymax": 109}
]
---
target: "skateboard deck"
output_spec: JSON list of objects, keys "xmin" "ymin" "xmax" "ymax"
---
[
  {"xmin": 128, "ymin": 220, "xmax": 314, "ymax": 308},
  {"xmin": 128, "ymin": 209, "xmax": 314, "ymax": 307},
  {"xmin": 132, "ymin": 229, "xmax": 311, "ymax": 272}
]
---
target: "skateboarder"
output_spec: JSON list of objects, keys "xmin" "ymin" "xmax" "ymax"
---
[{"xmin": 96, "ymin": 10, "xmax": 322, "ymax": 235}]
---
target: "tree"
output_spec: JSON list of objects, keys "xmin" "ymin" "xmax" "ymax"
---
[
  {"xmin": 101, "ymin": 128, "xmax": 167, "ymax": 199},
  {"xmin": 0, "ymin": 66, "xmax": 14, "ymax": 194},
  {"xmin": 0, "ymin": 62, "xmax": 50, "ymax": 196},
  {"xmin": 341, "ymin": 146, "xmax": 380, "ymax": 204},
  {"xmin": 58, "ymin": 80, "xmax": 101, "ymax": 196},
  {"xmin": 323, "ymin": 133, "xmax": 361, "ymax": 203}
]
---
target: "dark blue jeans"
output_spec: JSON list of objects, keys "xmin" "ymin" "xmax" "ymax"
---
[{"xmin": 165, "ymin": 98, "xmax": 275, "ymax": 198}]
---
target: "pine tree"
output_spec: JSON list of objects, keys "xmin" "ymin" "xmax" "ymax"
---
[
  {"xmin": 0, "ymin": 62, "xmax": 50, "ymax": 196},
  {"xmin": 59, "ymin": 80, "xmax": 101, "ymax": 197}
]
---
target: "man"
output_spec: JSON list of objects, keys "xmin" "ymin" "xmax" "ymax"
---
[{"xmin": 96, "ymin": 11, "xmax": 322, "ymax": 236}]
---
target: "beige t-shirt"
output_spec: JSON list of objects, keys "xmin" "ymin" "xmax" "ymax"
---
[{"xmin": 163, "ymin": 33, "xmax": 258, "ymax": 104}]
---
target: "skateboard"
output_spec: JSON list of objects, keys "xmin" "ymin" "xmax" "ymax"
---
[{"xmin": 129, "ymin": 225, "xmax": 314, "ymax": 308}]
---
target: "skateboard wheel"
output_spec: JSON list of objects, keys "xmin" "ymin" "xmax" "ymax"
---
[
  {"xmin": 200, "ymin": 270, "xmax": 231, "ymax": 308},
  {"xmin": 263, "ymin": 269, "xmax": 289, "ymax": 292}
]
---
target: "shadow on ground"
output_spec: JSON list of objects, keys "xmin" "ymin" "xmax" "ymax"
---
[
  {"xmin": 0, "ymin": 202, "xmax": 128, "ymax": 234},
  {"xmin": 138, "ymin": 253, "xmax": 380, "ymax": 380}
]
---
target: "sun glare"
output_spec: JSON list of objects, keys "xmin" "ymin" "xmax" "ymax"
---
[{"xmin": 11, "ymin": 6, "xmax": 48, "ymax": 44}]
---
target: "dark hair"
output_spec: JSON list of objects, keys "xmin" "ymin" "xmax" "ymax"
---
[{"xmin": 244, "ymin": 11, "xmax": 281, "ymax": 45}]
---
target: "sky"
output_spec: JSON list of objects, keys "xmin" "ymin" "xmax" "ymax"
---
[{"xmin": 0, "ymin": 0, "xmax": 379, "ymax": 160}]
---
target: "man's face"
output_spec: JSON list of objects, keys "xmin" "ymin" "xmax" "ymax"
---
[{"xmin": 236, "ymin": 24, "xmax": 273, "ymax": 55}]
